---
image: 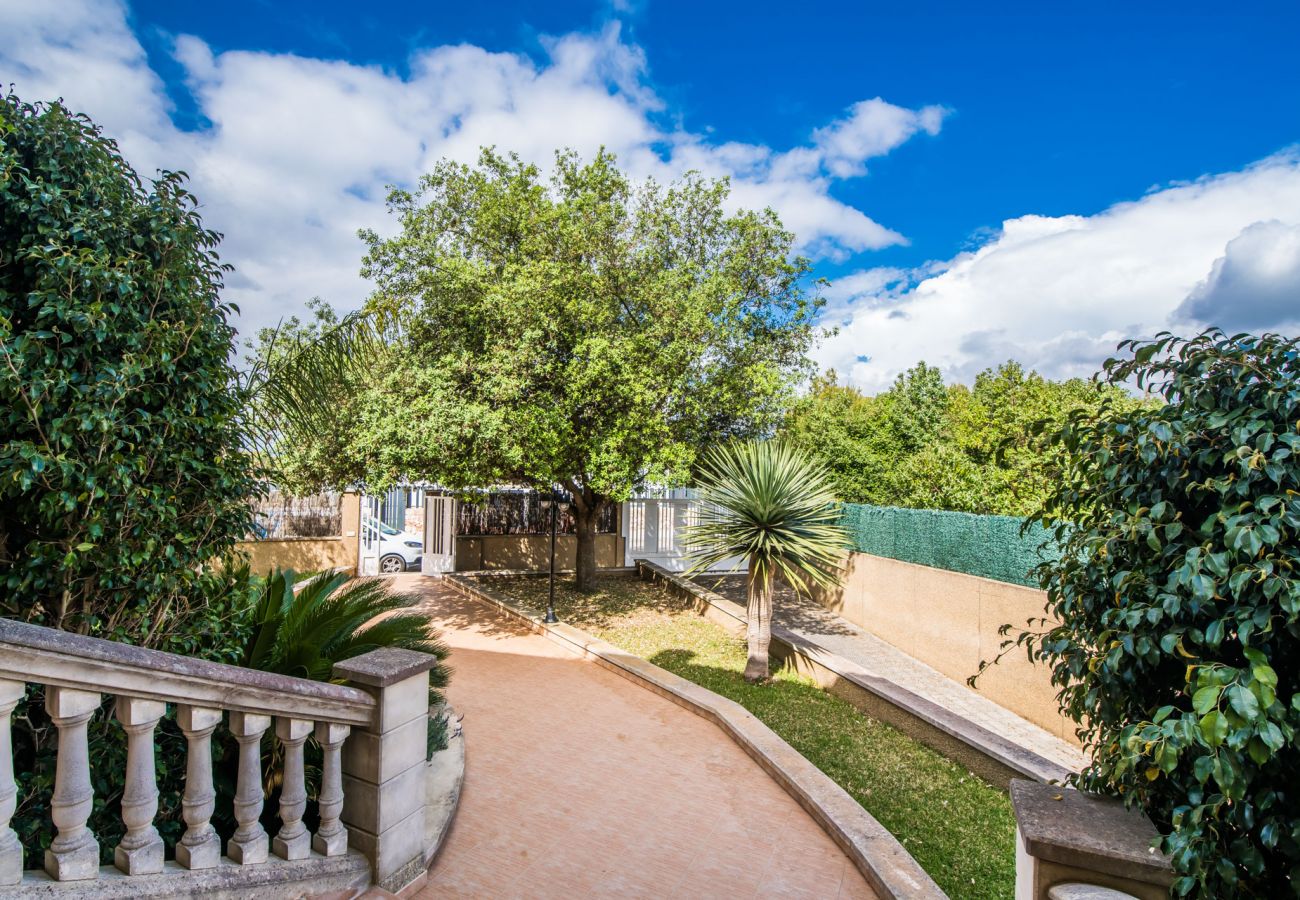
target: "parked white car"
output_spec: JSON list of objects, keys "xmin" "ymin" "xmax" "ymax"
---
[{"xmin": 363, "ymin": 516, "xmax": 423, "ymax": 573}]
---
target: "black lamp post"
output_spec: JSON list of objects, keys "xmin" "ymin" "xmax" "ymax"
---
[{"xmin": 539, "ymin": 490, "xmax": 563, "ymax": 624}]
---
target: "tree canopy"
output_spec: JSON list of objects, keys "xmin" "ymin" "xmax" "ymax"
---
[
  {"xmin": 0, "ymin": 92, "xmax": 259, "ymax": 643},
  {"xmin": 265, "ymin": 148, "xmax": 824, "ymax": 588},
  {"xmin": 782, "ymin": 361, "xmax": 1142, "ymax": 515}
]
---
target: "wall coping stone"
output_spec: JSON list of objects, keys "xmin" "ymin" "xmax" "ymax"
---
[
  {"xmin": 1010, "ymin": 780, "xmax": 1174, "ymax": 887},
  {"xmin": 447, "ymin": 572, "xmax": 946, "ymax": 900},
  {"xmin": 334, "ymin": 648, "xmax": 441, "ymax": 688}
]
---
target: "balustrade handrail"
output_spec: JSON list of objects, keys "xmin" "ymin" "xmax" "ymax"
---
[{"xmin": 0, "ymin": 618, "xmax": 375, "ymax": 726}]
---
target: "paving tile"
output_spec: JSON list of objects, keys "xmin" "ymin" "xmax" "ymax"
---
[{"xmin": 395, "ymin": 575, "xmax": 877, "ymax": 900}]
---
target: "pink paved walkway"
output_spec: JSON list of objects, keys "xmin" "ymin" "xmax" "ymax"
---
[{"xmin": 397, "ymin": 575, "xmax": 876, "ymax": 899}]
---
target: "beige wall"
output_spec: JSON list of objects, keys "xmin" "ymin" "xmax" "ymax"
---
[
  {"xmin": 235, "ymin": 491, "xmax": 361, "ymax": 576},
  {"xmin": 455, "ymin": 534, "xmax": 625, "ymax": 572},
  {"xmin": 812, "ymin": 551, "xmax": 1076, "ymax": 745}
]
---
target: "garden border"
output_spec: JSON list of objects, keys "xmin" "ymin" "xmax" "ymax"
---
[
  {"xmin": 446, "ymin": 572, "xmax": 947, "ymax": 900},
  {"xmin": 636, "ymin": 560, "xmax": 1073, "ymax": 788}
]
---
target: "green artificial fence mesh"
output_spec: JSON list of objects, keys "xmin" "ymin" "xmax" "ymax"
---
[{"xmin": 839, "ymin": 503, "xmax": 1058, "ymax": 588}]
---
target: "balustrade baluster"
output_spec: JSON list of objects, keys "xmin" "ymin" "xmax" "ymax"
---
[
  {"xmin": 0, "ymin": 680, "xmax": 23, "ymax": 885},
  {"xmin": 312, "ymin": 722, "xmax": 351, "ymax": 856},
  {"xmin": 176, "ymin": 705, "xmax": 222, "ymax": 869},
  {"xmin": 227, "ymin": 711, "xmax": 271, "ymax": 865},
  {"xmin": 113, "ymin": 696, "xmax": 166, "ymax": 875},
  {"xmin": 273, "ymin": 717, "xmax": 313, "ymax": 860},
  {"xmin": 43, "ymin": 687, "xmax": 101, "ymax": 881}
]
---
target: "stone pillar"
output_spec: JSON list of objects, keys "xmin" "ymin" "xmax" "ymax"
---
[
  {"xmin": 1010, "ymin": 779, "xmax": 1175, "ymax": 900},
  {"xmin": 44, "ymin": 687, "xmax": 101, "ymax": 881},
  {"xmin": 335, "ymin": 649, "xmax": 440, "ymax": 893},
  {"xmin": 227, "ymin": 711, "xmax": 271, "ymax": 865},
  {"xmin": 175, "ymin": 705, "xmax": 222, "ymax": 869},
  {"xmin": 0, "ymin": 680, "xmax": 24, "ymax": 885},
  {"xmin": 113, "ymin": 697, "xmax": 166, "ymax": 875}
]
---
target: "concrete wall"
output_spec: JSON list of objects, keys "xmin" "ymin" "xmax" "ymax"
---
[
  {"xmin": 235, "ymin": 492, "xmax": 361, "ymax": 576},
  {"xmin": 455, "ymin": 534, "xmax": 625, "ymax": 572},
  {"xmin": 811, "ymin": 551, "xmax": 1076, "ymax": 744}
]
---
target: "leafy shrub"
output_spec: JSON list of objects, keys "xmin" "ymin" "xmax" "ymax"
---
[
  {"xmin": 244, "ymin": 569, "xmax": 449, "ymax": 698},
  {"xmin": 1024, "ymin": 331, "xmax": 1300, "ymax": 896},
  {"xmin": 13, "ymin": 563, "xmax": 259, "ymax": 867},
  {"xmin": 2, "ymin": 90, "xmax": 261, "ymax": 867},
  {"xmin": 245, "ymin": 568, "xmax": 452, "ymax": 755},
  {"xmin": 0, "ymin": 91, "xmax": 260, "ymax": 642}
]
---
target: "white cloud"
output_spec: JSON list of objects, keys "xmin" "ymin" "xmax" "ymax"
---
[
  {"xmin": 818, "ymin": 152, "xmax": 1300, "ymax": 392},
  {"xmin": 0, "ymin": 2, "xmax": 944, "ymax": 336},
  {"xmin": 1176, "ymin": 220, "xmax": 1300, "ymax": 333},
  {"xmin": 811, "ymin": 97, "xmax": 947, "ymax": 178}
]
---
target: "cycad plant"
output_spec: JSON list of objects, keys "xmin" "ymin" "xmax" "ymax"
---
[
  {"xmin": 685, "ymin": 440, "xmax": 849, "ymax": 682},
  {"xmin": 244, "ymin": 569, "xmax": 449, "ymax": 701}
]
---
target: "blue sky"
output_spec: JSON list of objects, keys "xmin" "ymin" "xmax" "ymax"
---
[{"xmin": 4, "ymin": 1, "xmax": 1300, "ymax": 388}]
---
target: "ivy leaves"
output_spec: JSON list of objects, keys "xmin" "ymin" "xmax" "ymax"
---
[{"xmin": 1026, "ymin": 330, "xmax": 1300, "ymax": 897}]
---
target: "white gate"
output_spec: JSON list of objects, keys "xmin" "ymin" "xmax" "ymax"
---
[
  {"xmin": 622, "ymin": 498, "xmax": 743, "ymax": 572},
  {"xmin": 358, "ymin": 494, "xmax": 382, "ymax": 576},
  {"xmin": 422, "ymin": 494, "xmax": 456, "ymax": 574}
]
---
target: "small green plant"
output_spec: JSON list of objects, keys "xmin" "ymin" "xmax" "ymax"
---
[
  {"xmin": 1016, "ymin": 330, "xmax": 1300, "ymax": 896},
  {"xmin": 244, "ymin": 569, "xmax": 450, "ymax": 701},
  {"xmin": 685, "ymin": 440, "xmax": 849, "ymax": 682}
]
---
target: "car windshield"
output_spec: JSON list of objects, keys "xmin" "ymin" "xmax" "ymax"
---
[{"xmin": 365, "ymin": 517, "xmax": 401, "ymax": 536}]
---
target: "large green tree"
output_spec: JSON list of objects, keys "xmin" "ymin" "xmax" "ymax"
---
[
  {"xmin": 0, "ymin": 92, "xmax": 260, "ymax": 643},
  {"xmin": 269, "ymin": 148, "xmax": 822, "ymax": 590}
]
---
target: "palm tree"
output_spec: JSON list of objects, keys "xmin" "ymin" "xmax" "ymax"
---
[{"xmin": 685, "ymin": 440, "xmax": 848, "ymax": 682}]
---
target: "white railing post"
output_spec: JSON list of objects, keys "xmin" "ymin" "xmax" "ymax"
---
[
  {"xmin": 175, "ymin": 705, "xmax": 222, "ymax": 869},
  {"xmin": 273, "ymin": 717, "xmax": 313, "ymax": 860},
  {"xmin": 0, "ymin": 680, "xmax": 23, "ymax": 885},
  {"xmin": 227, "ymin": 711, "xmax": 271, "ymax": 865},
  {"xmin": 313, "ymin": 721, "xmax": 351, "ymax": 856},
  {"xmin": 113, "ymin": 697, "xmax": 166, "ymax": 875},
  {"xmin": 43, "ymin": 687, "xmax": 101, "ymax": 881}
]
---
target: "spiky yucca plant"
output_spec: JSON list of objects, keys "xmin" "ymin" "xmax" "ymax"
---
[
  {"xmin": 244, "ymin": 569, "xmax": 449, "ymax": 700},
  {"xmin": 685, "ymin": 440, "xmax": 849, "ymax": 682}
]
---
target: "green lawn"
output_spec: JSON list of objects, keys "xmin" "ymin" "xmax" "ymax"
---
[{"xmin": 484, "ymin": 573, "xmax": 1016, "ymax": 900}]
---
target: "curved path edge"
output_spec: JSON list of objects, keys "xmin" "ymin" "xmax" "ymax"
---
[
  {"xmin": 446, "ymin": 573, "xmax": 947, "ymax": 900},
  {"xmin": 396, "ymin": 707, "xmax": 466, "ymax": 898},
  {"xmin": 638, "ymin": 560, "xmax": 1075, "ymax": 787}
]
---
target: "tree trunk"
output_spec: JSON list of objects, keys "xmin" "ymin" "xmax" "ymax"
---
[
  {"xmin": 572, "ymin": 497, "xmax": 604, "ymax": 594},
  {"xmin": 743, "ymin": 559, "xmax": 772, "ymax": 683}
]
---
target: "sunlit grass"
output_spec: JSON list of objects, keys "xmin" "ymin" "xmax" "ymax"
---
[{"xmin": 485, "ymin": 573, "xmax": 1016, "ymax": 900}]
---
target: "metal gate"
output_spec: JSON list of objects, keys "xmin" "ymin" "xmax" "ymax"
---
[
  {"xmin": 358, "ymin": 487, "xmax": 440, "ymax": 576},
  {"xmin": 622, "ymin": 498, "xmax": 743, "ymax": 572},
  {"xmin": 422, "ymin": 494, "xmax": 456, "ymax": 574},
  {"xmin": 358, "ymin": 494, "xmax": 382, "ymax": 576}
]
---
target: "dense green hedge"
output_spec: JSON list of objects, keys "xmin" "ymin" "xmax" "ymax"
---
[{"xmin": 839, "ymin": 502, "xmax": 1056, "ymax": 587}]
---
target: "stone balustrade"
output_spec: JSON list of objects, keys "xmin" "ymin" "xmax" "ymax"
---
[{"xmin": 0, "ymin": 618, "xmax": 441, "ymax": 895}]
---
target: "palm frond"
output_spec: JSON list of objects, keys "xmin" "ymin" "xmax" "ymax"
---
[
  {"xmin": 244, "ymin": 568, "xmax": 450, "ymax": 699},
  {"xmin": 243, "ymin": 305, "xmax": 405, "ymax": 454},
  {"xmin": 683, "ymin": 439, "xmax": 849, "ymax": 592}
]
